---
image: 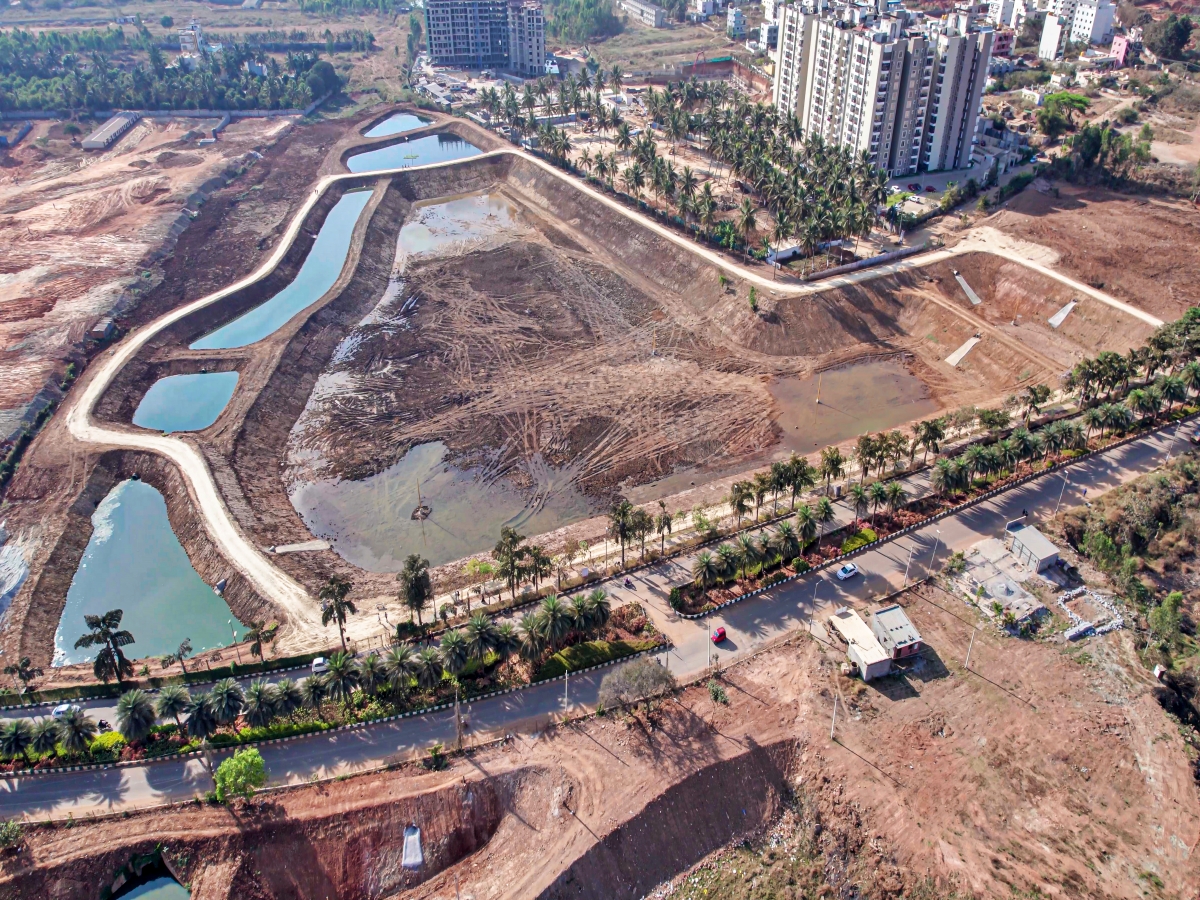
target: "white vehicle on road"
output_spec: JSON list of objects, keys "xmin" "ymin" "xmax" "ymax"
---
[
  {"xmin": 311, "ymin": 657, "xmax": 329, "ymax": 675},
  {"xmin": 835, "ymin": 563, "xmax": 860, "ymax": 581},
  {"xmin": 52, "ymin": 703, "xmax": 82, "ymax": 718}
]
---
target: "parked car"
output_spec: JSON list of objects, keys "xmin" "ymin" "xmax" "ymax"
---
[
  {"xmin": 836, "ymin": 563, "xmax": 860, "ymax": 581},
  {"xmin": 311, "ymin": 657, "xmax": 329, "ymax": 675},
  {"xmin": 52, "ymin": 703, "xmax": 82, "ymax": 719},
  {"xmin": 1190, "ymin": 427, "xmax": 1200, "ymax": 444},
  {"xmin": 924, "ymin": 185, "xmax": 937, "ymax": 193},
  {"xmin": 711, "ymin": 627, "xmax": 727, "ymax": 644},
  {"xmin": 906, "ymin": 182, "xmax": 921, "ymax": 191}
]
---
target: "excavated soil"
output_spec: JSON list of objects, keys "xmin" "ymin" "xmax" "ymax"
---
[
  {"xmin": 986, "ymin": 184, "xmax": 1200, "ymax": 324},
  {"xmin": 5, "ymin": 593, "xmax": 1197, "ymax": 899}
]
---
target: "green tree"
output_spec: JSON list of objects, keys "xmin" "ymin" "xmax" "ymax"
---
[
  {"xmin": 73, "ymin": 610, "xmax": 135, "ymax": 686},
  {"xmin": 398, "ymin": 554, "xmax": 433, "ymax": 624},
  {"xmin": 214, "ymin": 747, "xmax": 267, "ymax": 804},
  {"xmin": 244, "ymin": 621, "xmax": 278, "ymax": 660},
  {"xmin": 2, "ymin": 657, "xmax": 42, "ymax": 695},
  {"xmin": 58, "ymin": 707, "xmax": 97, "ymax": 757},
  {"xmin": 0, "ymin": 720, "xmax": 33, "ymax": 766},
  {"xmin": 608, "ymin": 499, "xmax": 634, "ymax": 567},
  {"xmin": 156, "ymin": 684, "xmax": 191, "ymax": 732},
  {"xmin": 319, "ymin": 575, "xmax": 356, "ymax": 651},
  {"xmin": 116, "ymin": 689, "xmax": 157, "ymax": 743},
  {"xmin": 243, "ymin": 680, "xmax": 278, "ymax": 729},
  {"xmin": 1149, "ymin": 591, "xmax": 1183, "ymax": 652},
  {"xmin": 1144, "ymin": 14, "xmax": 1194, "ymax": 60},
  {"xmin": 324, "ymin": 651, "xmax": 361, "ymax": 708}
]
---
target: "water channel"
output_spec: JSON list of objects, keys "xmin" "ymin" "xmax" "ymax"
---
[
  {"xmin": 363, "ymin": 112, "xmax": 431, "ymax": 137},
  {"xmin": 113, "ymin": 875, "xmax": 190, "ymax": 899},
  {"xmin": 190, "ymin": 189, "xmax": 373, "ymax": 350},
  {"xmin": 54, "ymin": 479, "xmax": 243, "ymax": 666},
  {"xmin": 345, "ymin": 133, "xmax": 481, "ymax": 173},
  {"xmin": 132, "ymin": 372, "xmax": 239, "ymax": 432}
]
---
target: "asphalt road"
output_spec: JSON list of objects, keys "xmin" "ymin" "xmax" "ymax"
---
[{"xmin": 0, "ymin": 421, "xmax": 1186, "ymax": 821}]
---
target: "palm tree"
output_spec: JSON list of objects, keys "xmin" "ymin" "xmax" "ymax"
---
[
  {"xmin": 439, "ymin": 631, "xmax": 471, "ymax": 677},
  {"xmin": 735, "ymin": 533, "xmax": 761, "ymax": 580},
  {"xmin": 736, "ymin": 198, "xmax": 758, "ymax": 262},
  {"xmin": 325, "ymin": 651, "xmax": 361, "ymax": 708},
  {"xmin": 31, "ymin": 718, "xmax": 60, "ymax": 759},
  {"xmin": 715, "ymin": 543, "xmax": 741, "ymax": 583},
  {"xmin": 73, "ymin": 609, "xmax": 135, "ymax": 686},
  {"xmin": 518, "ymin": 613, "xmax": 546, "ymax": 663},
  {"xmin": 608, "ymin": 499, "xmax": 634, "ymax": 567},
  {"xmin": 494, "ymin": 623, "xmax": 522, "ymax": 662},
  {"xmin": 847, "ymin": 483, "xmax": 868, "ymax": 525},
  {"xmin": 868, "ymin": 481, "xmax": 888, "ymax": 526},
  {"xmin": 655, "ymin": 501, "xmax": 673, "ymax": 556},
  {"xmin": 244, "ymin": 621, "xmax": 277, "ymax": 660},
  {"xmin": 526, "ymin": 545, "xmax": 554, "ymax": 592},
  {"xmin": 414, "ymin": 648, "xmax": 444, "ymax": 691},
  {"xmin": 156, "ymin": 684, "xmax": 191, "ymax": 732},
  {"xmin": 752, "ymin": 471, "xmax": 772, "ymax": 522},
  {"xmin": 1159, "ymin": 375, "xmax": 1188, "ymax": 412},
  {"xmin": 160, "ymin": 638, "xmax": 193, "ymax": 675},
  {"xmin": 729, "ymin": 481, "xmax": 752, "ymax": 529},
  {"xmin": 300, "ymin": 675, "xmax": 328, "ymax": 713},
  {"xmin": 1021, "ymin": 384, "xmax": 1052, "ymax": 425},
  {"xmin": 398, "ymin": 554, "xmax": 433, "ymax": 624},
  {"xmin": 794, "ymin": 503, "xmax": 817, "ymax": 551},
  {"xmin": 384, "ymin": 646, "xmax": 417, "ymax": 697},
  {"xmin": 2, "ymin": 657, "xmax": 41, "ymax": 695},
  {"xmin": 358, "ymin": 653, "xmax": 386, "ymax": 697},
  {"xmin": 885, "ymin": 481, "xmax": 908, "ymax": 519},
  {"xmin": 319, "ymin": 575, "xmax": 356, "ymax": 651},
  {"xmin": 819, "ymin": 446, "xmax": 845, "ymax": 494},
  {"xmin": 58, "ymin": 707, "xmax": 98, "ymax": 757},
  {"xmin": 770, "ymin": 521, "xmax": 800, "ymax": 562},
  {"xmin": 274, "ymin": 678, "xmax": 303, "ymax": 718},
  {"xmin": 464, "ymin": 614, "xmax": 499, "ymax": 662},
  {"xmin": 815, "ymin": 497, "xmax": 836, "ymax": 549},
  {"xmin": 693, "ymin": 550, "xmax": 720, "ymax": 591},
  {"xmin": 243, "ymin": 680, "xmax": 278, "ymax": 729},
  {"xmin": 0, "ymin": 719, "xmax": 33, "ymax": 767},
  {"xmin": 116, "ymin": 689, "xmax": 157, "ymax": 743},
  {"xmin": 540, "ymin": 595, "xmax": 573, "ymax": 650},
  {"xmin": 209, "ymin": 678, "xmax": 245, "ymax": 725},
  {"xmin": 786, "ymin": 453, "xmax": 815, "ymax": 508}
]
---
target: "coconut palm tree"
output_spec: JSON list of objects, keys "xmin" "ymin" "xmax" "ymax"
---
[
  {"xmin": 770, "ymin": 521, "xmax": 800, "ymax": 562},
  {"xmin": 244, "ymin": 621, "xmax": 277, "ymax": 660},
  {"xmin": 729, "ymin": 481, "xmax": 752, "ymax": 529},
  {"xmin": 847, "ymin": 483, "xmax": 868, "ymax": 525},
  {"xmin": 819, "ymin": 446, "xmax": 845, "ymax": 494},
  {"xmin": 608, "ymin": 499, "xmax": 634, "ymax": 568},
  {"xmin": 116, "ymin": 689, "xmax": 157, "ymax": 743},
  {"xmin": 655, "ymin": 501, "xmax": 673, "ymax": 556},
  {"xmin": 518, "ymin": 613, "xmax": 546, "ymax": 663},
  {"xmin": 815, "ymin": 497, "xmax": 836, "ymax": 549},
  {"xmin": 156, "ymin": 684, "xmax": 191, "ymax": 732},
  {"xmin": 736, "ymin": 198, "xmax": 758, "ymax": 262},
  {"xmin": 540, "ymin": 595, "xmax": 573, "ymax": 650},
  {"xmin": 868, "ymin": 481, "xmax": 888, "ymax": 526},
  {"xmin": 398, "ymin": 554, "xmax": 433, "ymax": 624},
  {"xmin": 2, "ymin": 656, "xmax": 41, "ymax": 695},
  {"xmin": 319, "ymin": 575, "xmax": 356, "ymax": 651}
]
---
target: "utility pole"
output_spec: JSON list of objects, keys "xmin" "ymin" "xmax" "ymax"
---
[
  {"xmin": 809, "ymin": 579, "xmax": 820, "ymax": 633},
  {"xmin": 964, "ymin": 627, "xmax": 977, "ymax": 670},
  {"xmin": 1165, "ymin": 418, "xmax": 1184, "ymax": 463},
  {"xmin": 454, "ymin": 685, "xmax": 462, "ymax": 752},
  {"xmin": 927, "ymin": 528, "xmax": 942, "ymax": 577},
  {"xmin": 830, "ymin": 695, "xmax": 837, "ymax": 740},
  {"xmin": 902, "ymin": 540, "xmax": 917, "ymax": 588},
  {"xmin": 564, "ymin": 667, "xmax": 569, "ymax": 711}
]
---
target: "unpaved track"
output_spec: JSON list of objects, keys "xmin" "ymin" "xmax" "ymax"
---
[{"xmin": 63, "ymin": 145, "xmax": 1164, "ymax": 644}]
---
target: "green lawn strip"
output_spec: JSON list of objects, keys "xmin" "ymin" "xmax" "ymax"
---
[{"xmin": 534, "ymin": 639, "xmax": 661, "ymax": 682}]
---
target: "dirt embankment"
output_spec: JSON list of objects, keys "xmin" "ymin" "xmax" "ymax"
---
[
  {"xmin": 7, "ymin": 593, "xmax": 1196, "ymax": 899},
  {"xmin": 986, "ymin": 184, "xmax": 1200, "ymax": 324}
]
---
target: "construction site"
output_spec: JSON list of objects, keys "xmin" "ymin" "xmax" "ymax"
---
[{"xmin": 0, "ymin": 105, "xmax": 1198, "ymax": 898}]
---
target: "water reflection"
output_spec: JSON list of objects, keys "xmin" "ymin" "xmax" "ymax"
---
[
  {"xmin": 346, "ymin": 133, "xmax": 481, "ymax": 173},
  {"xmin": 132, "ymin": 372, "xmax": 239, "ymax": 433}
]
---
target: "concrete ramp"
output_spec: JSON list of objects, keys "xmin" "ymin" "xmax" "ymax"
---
[
  {"xmin": 1048, "ymin": 300, "xmax": 1076, "ymax": 329},
  {"xmin": 946, "ymin": 336, "xmax": 981, "ymax": 367},
  {"xmin": 954, "ymin": 273, "xmax": 983, "ymax": 306},
  {"xmin": 269, "ymin": 540, "xmax": 332, "ymax": 554}
]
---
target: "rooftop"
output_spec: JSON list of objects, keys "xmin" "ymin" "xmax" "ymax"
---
[
  {"xmin": 873, "ymin": 604, "xmax": 922, "ymax": 649},
  {"xmin": 829, "ymin": 608, "xmax": 891, "ymax": 666},
  {"xmin": 1007, "ymin": 524, "xmax": 1059, "ymax": 560}
]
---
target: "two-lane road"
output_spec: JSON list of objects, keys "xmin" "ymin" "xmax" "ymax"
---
[{"xmin": 0, "ymin": 421, "xmax": 1185, "ymax": 821}]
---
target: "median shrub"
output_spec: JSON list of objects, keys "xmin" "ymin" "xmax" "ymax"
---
[
  {"xmin": 841, "ymin": 528, "xmax": 878, "ymax": 554},
  {"xmin": 791, "ymin": 558, "xmax": 810, "ymax": 573},
  {"xmin": 88, "ymin": 731, "xmax": 127, "ymax": 759},
  {"xmin": 535, "ymin": 639, "xmax": 659, "ymax": 681}
]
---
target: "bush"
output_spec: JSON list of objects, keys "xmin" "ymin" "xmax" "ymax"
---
[
  {"xmin": 214, "ymin": 748, "xmax": 267, "ymax": 803},
  {"xmin": 841, "ymin": 528, "xmax": 878, "ymax": 554},
  {"xmin": 668, "ymin": 586, "xmax": 683, "ymax": 611},
  {"xmin": 791, "ymin": 558, "xmax": 810, "ymax": 573},
  {"xmin": 223, "ymin": 720, "xmax": 336, "ymax": 745},
  {"xmin": 88, "ymin": 731, "xmax": 127, "ymax": 758},
  {"xmin": 535, "ymin": 640, "xmax": 659, "ymax": 681},
  {"xmin": 0, "ymin": 820, "xmax": 21, "ymax": 849},
  {"xmin": 598, "ymin": 657, "xmax": 676, "ymax": 709}
]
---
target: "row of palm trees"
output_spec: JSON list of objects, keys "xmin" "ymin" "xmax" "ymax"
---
[
  {"xmin": 0, "ymin": 589, "xmax": 618, "ymax": 765},
  {"xmin": 692, "ymin": 520, "xmax": 805, "ymax": 591}
]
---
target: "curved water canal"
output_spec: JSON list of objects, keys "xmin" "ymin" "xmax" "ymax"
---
[
  {"xmin": 346, "ymin": 133, "xmax": 481, "ymax": 173},
  {"xmin": 132, "ymin": 372, "xmax": 239, "ymax": 433},
  {"xmin": 54, "ymin": 479, "xmax": 244, "ymax": 666},
  {"xmin": 190, "ymin": 189, "xmax": 374, "ymax": 350},
  {"xmin": 363, "ymin": 112, "xmax": 431, "ymax": 137},
  {"xmin": 113, "ymin": 875, "xmax": 190, "ymax": 899}
]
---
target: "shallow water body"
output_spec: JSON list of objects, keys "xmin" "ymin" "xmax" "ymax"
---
[
  {"xmin": 346, "ymin": 133, "xmax": 481, "ymax": 173},
  {"xmin": 363, "ymin": 112, "xmax": 431, "ymax": 137},
  {"xmin": 132, "ymin": 372, "xmax": 239, "ymax": 432}
]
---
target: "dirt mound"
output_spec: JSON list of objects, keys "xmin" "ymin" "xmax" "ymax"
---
[{"xmin": 987, "ymin": 184, "xmax": 1200, "ymax": 323}]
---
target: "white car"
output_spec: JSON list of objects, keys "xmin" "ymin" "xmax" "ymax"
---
[
  {"xmin": 310, "ymin": 657, "xmax": 329, "ymax": 675},
  {"xmin": 835, "ymin": 563, "xmax": 860, "ymax": 581},
  {"xmin": 52, "ymin": 703, "xmax": 82, "ymax": 718}
]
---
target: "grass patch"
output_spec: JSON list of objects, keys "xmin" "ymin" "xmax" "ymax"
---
[
  {"xmin": 534, "ymin": 639, "xmax": 660, "ymax": 681},
  {"xmin": 840, "ymin": 527, "xmax": 878, "ymax": 554}
]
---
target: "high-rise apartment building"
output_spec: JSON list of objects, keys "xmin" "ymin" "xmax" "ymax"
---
[
  {"xmin": 772, "ymin": 1, "xmax": 993, "ymax": 175},
  {"xmin": 425, "ymin": 0, "xmax": 544, "ymax": 75}
]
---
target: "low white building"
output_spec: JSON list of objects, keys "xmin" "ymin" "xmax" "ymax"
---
[
  {"xmin": 871, "ymin": 604, "xmax": 924, "ymax": 660},
  {"xmin": 1006, "ymin": 524, "xmax": 1060, "ymax": 573},
  {"xmin": 829, "ymin": 608, "xmax": 892, "ymax": 681}
]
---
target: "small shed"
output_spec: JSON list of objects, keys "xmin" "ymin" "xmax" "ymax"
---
[
  {"xmin": 828, "ymin": 608, "xmax": 892, "ymax": 681},
  {"xmin": 870, "ymin": 604, "xmax": 923, "ymax": 660},
  {"xmin": 1007, "ymin": 524, "xmax": 1059, "ymax": 573}
]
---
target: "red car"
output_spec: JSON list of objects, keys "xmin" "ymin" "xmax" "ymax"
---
[{"xmin": 711, "ymin": 627, "xmax": 727, "ymax": 644}]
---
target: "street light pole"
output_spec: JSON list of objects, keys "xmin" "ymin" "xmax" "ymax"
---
[
  {"xmin": 1054, "ymin": 471, "xmax": 1070, "ymax": 517},
  {"xmin": 927, "ymin": 529, "xmax": 942, "ymax": 577},
  {"xmin": 228, "ymin": 620, "xmax": 242, "ymax": 663},
  {"xmin": 809, "ymin": 579, "xmax": 820, "ymax": 633},
  {"xmin": 902, "ymin": 540, "xmax": 917, "ymax": 588},
  {"xmin": 1165, "ymin": 418, "xmax": 1184, "ymax": 463}
]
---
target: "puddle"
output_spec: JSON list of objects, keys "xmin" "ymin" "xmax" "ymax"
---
[
  {"xmin": 363, "ymin": 112, "xmax": 431, "ymax": 137},
  {"xmin": 346, "ymin": 133, "xmax": 482, "ymax": 173},
  {"xmin": 132, "ymin": 372, "xmax": 238, "ymax": 433},
  {"xmin": 113, "ymin": 876, "xmax": 190, "ymax": 899},
  {"xmin": 190, "ymin": 190, "xmax": 373, "ymax": 350},
  {"xmin": 770, "ymin": 360, "xmax": 940, "ymax": 452},
  {"xmin": 54, "ymin": 480, "xmax": 244, "ymax": 666},
  {"xmin": 628, "ymin": 360, "xmax": 939, "ymax": 501},
  {"xmin": 291, "ymin": 441, "xmax": 595, "ymax": 571}
]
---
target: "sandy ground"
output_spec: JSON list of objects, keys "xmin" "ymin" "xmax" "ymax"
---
[
  {"xmin": 3, "ymin": 590, "xmax": 1196, "ymax": 899},
  {"xmin": 984, "ymin": 183, "xmax": 1200, "ymax": 324},
  {"xmin": 0, "ymin": 116, "xmax": 289, "ymax": 440}
]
